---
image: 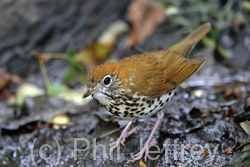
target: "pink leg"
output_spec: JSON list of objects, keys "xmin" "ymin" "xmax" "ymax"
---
[
  {"xmin": 129, "ymin": 112, "xmax": 164, "ymax": 163},
  {"xmin": 110, "ymin": 119, "xmax": 137, "ymax": 151}
]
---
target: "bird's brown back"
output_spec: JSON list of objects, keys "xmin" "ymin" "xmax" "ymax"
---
[{"xmin": 117, "ymin": 23, "xmax": 211, "ymax": 98}]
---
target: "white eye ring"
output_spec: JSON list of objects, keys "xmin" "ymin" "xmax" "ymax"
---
[{"xmin": 102, "ymin": 75, "xmax": 112, "ymax": 86}]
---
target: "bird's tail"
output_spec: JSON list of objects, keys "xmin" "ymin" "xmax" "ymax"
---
[{"xmin": 169, "ymin": 22, "xmax": 211, "ymax": 57}]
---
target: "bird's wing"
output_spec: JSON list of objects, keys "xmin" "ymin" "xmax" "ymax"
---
[
  {"xmin": 153, "ymin": 49, "xmax": 205, "ymax": 93},
  {"xmin": 118, "ymin": 50, "xmax": 204, "ymax": 98},
  {"xmin": 117, "ymin": 23, "xmax": 210, "ymax": 98},
  {"xmin": 118, "ymin": 53, "xmax": 168, "ymax": 98}
]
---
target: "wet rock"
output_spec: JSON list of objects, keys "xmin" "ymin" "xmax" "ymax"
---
[
  {"xmin": 0, "ymin": 0, "xmax": 131, "ymax": 77},
  {"xmin": 189, "ymin": 107, "xmax": 202, "ymax": 119},
  {"xmin": 1, "ymin": 95, "xmax": 78, "ymax": 131},
  {"xmin": 244, "ymin": 97, "xmax": 250, "ymax": 112}
]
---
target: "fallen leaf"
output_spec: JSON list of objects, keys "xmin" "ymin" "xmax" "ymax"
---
[
  {"xmin": 125, "ymin": 0, "xmax": 166, "ymax": 49},
  {"xmin": 98, "ymin": 20, "xmax": 129, "ymax": 45},
  {"xmin": 51, "ymin": 113, "xmax": 71, "ymax": 130},
  {"xmin": 139, "ymin": 159, "xmax": 147, "ymax": 167},
  {"xmin": 74, "ymin": 20, "xmax": 128, "ymax": 69},
  {"xmin": 8, "ymin": 83, "xmax": 44, "ymax": 107},
  {"xmin": 3, "ymin": 95, "xmax": 82, "ymax": 131},
  {"xmin": 74, "ymin": 41, "xmax": 114, "ymax": 69},
  {"xmin": 0, "ymin": 69, "xmax": 22, "ymax": 99},
  {"xmin": 240, "ymin": 120, "xmax": 250, "ymax": 137},
  {"xmin": 242, "ymin": 1, "xmax": 250, "ymax": 11},
  {"xmin": 213, "ymin": 82, "xmax": 247, "ymax": 100},
  {"xmin": 223, "ymin": 82, "xmax": 247, "ymax": 99},
  {"xmin": 58, "ymin": 86, "xmax": 92, "ymax": 105},
  {"xmin": 0, "ymin": 68, "xmax": 12, "ymax": 91}
]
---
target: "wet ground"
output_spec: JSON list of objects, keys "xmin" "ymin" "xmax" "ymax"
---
[
  {"xmin": 1, "ymin": 82, "xmax": 250, "ymax": 166},
  {"xmin": 1, "ymin": 0, "xmax": 250, "ymax": 167}
]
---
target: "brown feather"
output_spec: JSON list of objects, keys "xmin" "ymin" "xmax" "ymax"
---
[
  {"xmin": 85, "ymin": 22, "xmax": 211, "ymax": 99},
  {"xmin": 118, "ymin": 53, "xmax": 166, "ymax": 97},
  {"xmin": 117, "ymin": 49, "xmax": 205, "ymax": 98},
  {"xmin": 117, "ymin": 23, "xmax": 210, "ymax": 98},
  {"xmin": 169, "ymin": 22, "xmax": 211, "ymax": 57},
  {"xmin": 86, "ymin": 62, "xmax": 120, "ymax": 88}
]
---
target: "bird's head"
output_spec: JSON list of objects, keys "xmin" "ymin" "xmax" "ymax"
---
[{"xmin": 82, "ymin": 62, "xmax": 122, "ymax": 100}]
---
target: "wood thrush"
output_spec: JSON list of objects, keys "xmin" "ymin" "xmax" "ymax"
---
[{"xmin": 83, "ymin": 22, "xmax": 211, "ymax": 162}]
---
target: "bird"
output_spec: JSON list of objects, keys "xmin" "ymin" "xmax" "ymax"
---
[{"xmin": 83, "ymin": 22, "xmax": 211, "ymax": 162}]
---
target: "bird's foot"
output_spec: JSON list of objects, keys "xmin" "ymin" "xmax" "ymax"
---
[
  {"xmin": 128, "ymin": 140, "xmax": 158, "ymax": 163},
  {"xmin": 110, "ymin": 127, "xmax": 137, "ymax": 150},
  {"xmin": 110, "ymin": 119, "xmax": 136, "ymax": 151},
  {"xmin": 128, "ymin": 112, "xmax": 164, "ymax": 163}
]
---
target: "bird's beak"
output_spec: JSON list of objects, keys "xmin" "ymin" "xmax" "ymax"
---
[{"xmin": 82, "ymin": 87, "xmax": 102, "ymax": 98}]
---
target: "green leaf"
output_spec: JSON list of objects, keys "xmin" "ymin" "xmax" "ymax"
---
[
  {"xmin": 61, "ymin": 44, "xmax": 84, "ymax": 84},
  {"xmin": 202, "ymin": 36, "xmax": 216, "ymax": 49},
  {"xmin": 47, "ymin": 84, "xmax": 68, "ymax": 97},
  {"xmin": 62, "ymin": 67, "xmax": 77, "ymax": 83},
  {"xmin": 174, "ymin": 16, "xmax": 192, "ymax": 27},
  {"xmin": 217, "ymin": 45, "xmax": 233, "ymax": 59}
]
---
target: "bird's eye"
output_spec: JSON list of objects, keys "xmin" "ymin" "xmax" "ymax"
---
[{"xmin": 103, "ymin": 75, "xmax": 112, "ymax": 86}]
